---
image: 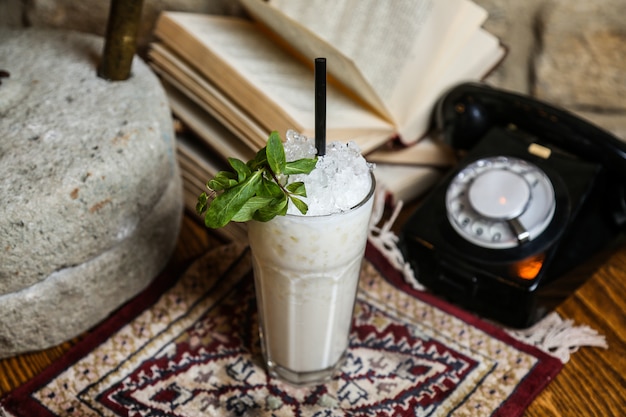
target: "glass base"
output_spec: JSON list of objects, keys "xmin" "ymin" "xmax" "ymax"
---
[{"xmin": 266, "ymin": 352, "xmax": 347, "ymax": 386}]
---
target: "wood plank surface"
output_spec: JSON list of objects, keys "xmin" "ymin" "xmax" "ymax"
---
[{"xmin": 1, "ymin": 210, "xmax": 625, "ymax": 416}]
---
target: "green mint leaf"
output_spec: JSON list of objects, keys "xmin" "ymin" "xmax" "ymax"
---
[
  {"xmin": 204, "ymin": 171, "xmax": 262, "ymax": 228},
  {"xmin": 196, "ymin": 192, "xmax": 209, "ymax": 215},
  {"xmin": 228, "ymin": 157, "xmax": 251, "ymax": 182},
  {"xmin": 196, "ymin": 130, "xmax": 319, "ymax": 228},
  {"xmin": 266, "ymin": 131, "xmax": 286, "ymax": 175},
  {"xmin": 286, "ymin": 181, "xmax": 307, "ymax": 197},
  {"xmin": 253, "ymin": 194, "xmax": 288, "ymax": 222},
  {"xmin": 284, "ymin": 158, "xmax": 317, "ymax": 175},
  {"xmin": 258, "ymin": 177, "xmax": 284, "ymax": 198},
  {"xmin": 247, "ymin": 147, "xmax": 267, "ymax": 171},
  {"xmin": 231, "ymin": 196, "xmax": 274, "ymax": 222},
  {"xmin": 208, "ymin": 171, "xmax": 238, "ymax": 191},
  {"xmin": 289, "ymin": 195, "xmax": 309, "ymax": 215}
]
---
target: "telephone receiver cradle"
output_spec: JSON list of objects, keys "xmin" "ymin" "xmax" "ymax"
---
[{"xmin": 400, "ymin": 82, "xmax": 626, "ymax": 328}]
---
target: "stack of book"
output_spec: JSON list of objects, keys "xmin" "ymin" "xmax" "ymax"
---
[{"xmin": 149, "ymin": 0, "xmax": 505, "ymax": 241}]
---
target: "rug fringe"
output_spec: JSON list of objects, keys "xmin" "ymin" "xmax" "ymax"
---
[
  {"xmin": 0, "ymin": 405, "xmax": 15, "ymax": 417},
  {"xmin": 368, "ymin": 188, "xmax": 423, "ymax": 291},
  {"xmin": 368, "ymin": 189, "xmax": 608, "ymax": 363},
  {"xmin": 505, "ymin": 312, "xmax": 608, "ymax": 363}
]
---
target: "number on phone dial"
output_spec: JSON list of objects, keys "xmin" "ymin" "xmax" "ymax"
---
[{"xmin": 445, "ymin": 156, "xmax": 556, "ymax": 249}]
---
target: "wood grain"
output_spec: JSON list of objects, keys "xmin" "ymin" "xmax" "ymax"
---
[
  {"xmin": 524, "ymin": 245, "xmax": 626, "ymax": 416},
  {"xmin": 1, "ymin": 210, "xmax": 625, "ymax": 416}
]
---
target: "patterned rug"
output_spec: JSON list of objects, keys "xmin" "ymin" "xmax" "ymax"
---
[{"xmin": 1, "ymin": 242, "xmax": 563, "ymax": 417}]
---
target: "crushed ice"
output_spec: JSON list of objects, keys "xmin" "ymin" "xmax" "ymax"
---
[{"xmin": 284, "ymin": 129, "xmax": 374, "ymax": 216}]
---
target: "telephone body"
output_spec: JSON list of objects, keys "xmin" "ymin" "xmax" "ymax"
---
[{"xmin": 400, "ymin": 82, "xmax": 626, "ymax": 328}]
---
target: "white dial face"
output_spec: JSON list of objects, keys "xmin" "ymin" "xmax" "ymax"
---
[{"xmin": 445, "ymin": 156, "xmax": 556, "ymax": 249}]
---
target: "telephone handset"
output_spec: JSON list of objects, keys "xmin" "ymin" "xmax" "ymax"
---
[
  {"xmin": 400, "ymin": 82, "xmax": 626, "ymax": 328},
  {"xmin": 436, "ymin": 82, "xmax": 626, "ymax": 177}
]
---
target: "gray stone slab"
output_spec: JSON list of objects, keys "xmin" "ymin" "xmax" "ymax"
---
[
  {"xmin": 0, "ymin": 28, "xmax": 177, "ymax": 293},
  {"xmin": 0, "ymin": 175, "xmax": 182, "ymax": 356},
  {"xmin": 0, "ymin": 27, "xmax": 182, "ymax": 357}
]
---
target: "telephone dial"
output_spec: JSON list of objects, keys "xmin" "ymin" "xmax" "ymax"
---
[{"xmin": 400, "ymin": 82, "xmax": 626, "ymax": 328}]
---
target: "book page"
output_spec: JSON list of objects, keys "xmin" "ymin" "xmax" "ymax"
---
[
  {"xmin": 390, "ymin": 0, "xmax": 487, "ymax": 123},
  {"xmin": 242, "ymin": 0, "xmax": 466, "ymax": 124},
  {"xmin": 153, "ymin": 44, "xmax": 399, "ymax": 155},
  {"xmin": 239, "ymin": 0, "xmax": 390, "ymax": 120},
  {"xmin": 397, "ymin": 29, "xmax": 505, "ymax": 145},
  {"xmin": 155, "ymin": 13, "xmax": 393, "ymax": 148},
  {"xmin": 242, "ymin": 0, "xmax": 504, "ymax": 143},
  {"xmin": 368, "ymin": 136, "xmax": 456, "ymax": 167},
  {"xmin": 149, "ymin": 43, "xmax": 269, "ymax": 151},
  {"xmin": 159, "ymin": 75, "xmax": 256, "ymax": 162}
]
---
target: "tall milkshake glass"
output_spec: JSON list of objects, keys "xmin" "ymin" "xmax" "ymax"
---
[{"xmin": 247, "ymin": 173, "xmax": 375, "ymax": 385}]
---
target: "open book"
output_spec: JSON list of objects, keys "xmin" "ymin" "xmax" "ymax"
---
[{"xmin": 149, "ymin": 0, "xmax": 504, "ymax": 205}]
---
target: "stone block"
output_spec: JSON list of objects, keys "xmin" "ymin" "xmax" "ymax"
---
[{"xmin": 0, "ymin": 27, "xmax": 183, "ymax": 357}]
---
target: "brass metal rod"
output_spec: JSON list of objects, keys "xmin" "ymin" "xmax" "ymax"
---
[{"xmin": 98, "ymin": 0, "xmax": 145, "ymax": 81}]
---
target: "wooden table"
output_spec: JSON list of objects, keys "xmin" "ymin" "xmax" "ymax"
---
[{"xmin": 1, "ymin": 210, "xmax": 625, "ymax": 415}]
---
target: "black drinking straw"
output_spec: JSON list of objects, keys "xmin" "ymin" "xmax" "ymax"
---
[{"xmin": 314, "ymin": 57, "xmax": 326, "ymax": 156}]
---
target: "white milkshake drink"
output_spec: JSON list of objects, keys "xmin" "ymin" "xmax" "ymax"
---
[{"xmin": 247, "ymin": 131, "xmax": 375, "ymax": 385}]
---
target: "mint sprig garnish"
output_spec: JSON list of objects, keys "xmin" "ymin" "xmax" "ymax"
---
[{"xmin": 196, "ymin": 131, "xmax": 318, "ymax": 228}]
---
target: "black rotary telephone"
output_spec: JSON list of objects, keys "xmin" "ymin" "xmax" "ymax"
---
[{"xmin": 400, "ymin": 82, "xmax": 626, "ymax": 328}]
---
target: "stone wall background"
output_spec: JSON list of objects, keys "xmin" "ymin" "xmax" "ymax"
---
[{"xmin": 1, "ymin": 0, "xmax": 624, "ymax": 139}]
